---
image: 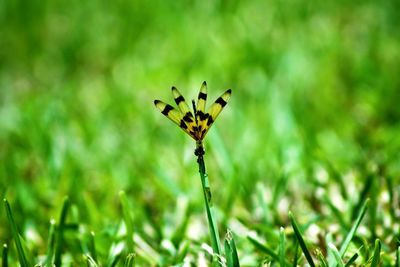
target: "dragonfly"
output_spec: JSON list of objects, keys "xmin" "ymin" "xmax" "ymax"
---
[{"xmin": 154, "ymin": 81, "xmax": 232, "ymax": 156}]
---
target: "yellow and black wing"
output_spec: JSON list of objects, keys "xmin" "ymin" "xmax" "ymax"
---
[
  {"xmin": 201, "ymin": 88, "xmax": 232, "ymax": 139},
  {"xmin": 195, "ymin": 81, "xmax": 209, "ymax": 139},
  {"xmin": 154, "ymin": 82, "xmax": 232, "ymax": 141},
  {"xmin": 154, "ymin": 87, "xmax": 198, "ymax": 140}
]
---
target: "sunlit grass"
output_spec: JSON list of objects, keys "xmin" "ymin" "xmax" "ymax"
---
[{"xmin": 1, "ymin": 0, "xmax": 400, "ymax": 265}]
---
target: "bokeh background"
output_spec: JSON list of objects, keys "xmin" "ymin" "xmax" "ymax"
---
[{"xmin": 1, "ymin": 0, "xmax": 400, "ymax": 265}]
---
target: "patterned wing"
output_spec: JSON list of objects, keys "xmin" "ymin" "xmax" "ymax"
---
[
  {"xmin": 172, "ymin": 86, "xmax": 192, "ymax": 117},
  {"xmin": 154, "ymin": 100, "xmax": 197, "ymax": 140},
  {"xmin": 196, "ymin": 81, "xmax": 209, "ymax": 138},
  {"xmin": 201, "ymin": 89, "xmax": 232, "ymax": 138},
  {"xmin": 171, "ymin": 86, "xmax": 198, "ymax": 139}
]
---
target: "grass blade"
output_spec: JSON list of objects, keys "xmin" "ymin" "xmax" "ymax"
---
[
  {"xmin": 174, "ymin": 241, "xmax": 190, "ymax": 263},
  {"xmin": 224, "ymin": 229, "xmax": 240, "ymax": 267},
  {"xmin": 88, "ymin": 231, "xmax": 97, "ymax": 262},
  {"xmin": 351, "ymin": 176, "xmax": 372, "ymax": 220},
  {"xmin": 370, "ymin": 239, "xmax": 381, "ymax": 267},
  {"xmin": 326, "ymin": 233, "xmax": 334, "ymax": 265},
  {"xmin": 106, "ymin": 242, "xmax": 124, "ymax": 267},
  {"xmin": 54, "ymin": 196, "xmax": 70, "ymax": 267},
  {"xmin": 4, "ymin": 198, "xmax": 30, "ymax": 267},
  {"xmin": 2, "ymin": 244, "xmax": 8, "ymax": 267},
  {"xmin": 327, "ymin": 199, "xmax": 369, "ymax": 267},
  {"xmin": 292, "ymin": 242, "xmax": 299, "ymax": 267},
  {"xmin": 324, "ymin": 160, "xmax": 348, "ymax": 200},
  {"xmin": 344, "ymin": 252, "xmax": 358, "ymax": 267},
  {"xmin": 385, "ymin": 174, "xmax": 396, "ymax": 219},
  {"xmin": 289, "ymin": 212, "xmax": 315, "ymax": 267},
  {"xmin": 247, "ymin": 235, "xmax": 291, "ymax": 266},
  {"xmin": 396, "ymin": 245, "xmax": 400, "ymax": 267},
  {"xmin": 338, "ymin": 199, "xmax": 369, "ymax": 257},
  {"xmin": 106, "ymin": 252, "xmax": 121, "ymax": 267},
  {"xmin": 224, "ymin": 237, "xmax": 233, "ymax": 267},
  {"xmin": 171, "ymin": 199, "xmax": 191, "ymax": 248},
  {"xmin": 229, "ymin": 233, "xmax": 240, "ymax": 267},
  {"xmin": 322, "ymin": 195, "xmax": 347, "ymax": 230},
  {"xmin": 247, "ymin": 235, "xmax": 279, "ymax": 261},
  {"xmin": 328, "ymin": 243, "xmax": 344, "ymax": 267},
  {"xmin": 316, "ymin": 249, "xmax": 328, "ymax": 267},
  {"xmin": 124, "ymin": 253, "xmax": 136, "ymax": 267},
  {"xmin": 44, "ymin": 220, "xmax": 56, "ymax": 267},
  {"xmin": 279, "ymin": 227, "xmax": 286, "ymax": 267},
  {"xmin": 86, "ymin": 254, "xmax": 99, "ymax": 267},
  {"xmin": 119, "ymin": 191, "xmax": 135, "ymax": 253}
]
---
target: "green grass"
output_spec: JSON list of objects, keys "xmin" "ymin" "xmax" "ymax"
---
[{"xmin": 1, "ymin": 0, "xmax": 400, "ymax": 265}]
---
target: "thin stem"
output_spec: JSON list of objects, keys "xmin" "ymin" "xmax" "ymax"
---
[{"xmin": 197, "ymin": 154, "xmax": 222, "ymax": 262}]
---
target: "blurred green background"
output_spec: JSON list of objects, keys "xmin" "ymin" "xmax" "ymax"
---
[{"xmin": 1, "ymin": 0, "xmax": 400, "ymax": 264}]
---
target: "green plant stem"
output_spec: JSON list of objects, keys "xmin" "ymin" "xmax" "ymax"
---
[{"xmin": 197, "ymin": 154, "xmax": 222, "ymax": 261}]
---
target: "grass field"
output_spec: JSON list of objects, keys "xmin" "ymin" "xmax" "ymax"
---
[{"xmin": 1, "ymin": 0, "xmax": 400, "ymax": 266}]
